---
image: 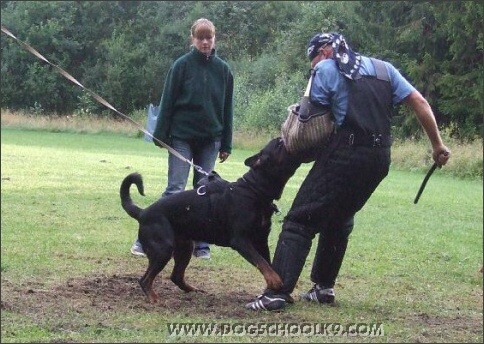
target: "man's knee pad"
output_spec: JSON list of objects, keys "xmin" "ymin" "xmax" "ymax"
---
[{"xmin": 281, "ymin": 220, "xmax": 317, "ymax": 241}]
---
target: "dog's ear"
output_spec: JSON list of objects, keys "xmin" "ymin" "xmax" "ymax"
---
[
  {"xmin": 244, "ymin": 153, "xmax": 260, "ymax": 167},
  {"xmin": 245, "ymin": 137, "xmax": 283, "ymax": 168}
]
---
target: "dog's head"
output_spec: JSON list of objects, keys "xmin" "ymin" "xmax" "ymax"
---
[
  {"xmin": 242, "ymin": 137, "xmax": 302, "ymax": 200},
  {"xmin": 244, "ymin": 137, "xmax": 294, "ymax": 168}
]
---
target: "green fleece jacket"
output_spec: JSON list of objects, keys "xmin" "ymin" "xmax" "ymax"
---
[{"xmin": 153, "ymin": 48, "xmax": 234, "ymax": 154}]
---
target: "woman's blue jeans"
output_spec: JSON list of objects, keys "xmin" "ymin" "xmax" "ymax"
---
[{"xmin": 162, "ymin": 138, "xmax": 221, "ymax": 249}]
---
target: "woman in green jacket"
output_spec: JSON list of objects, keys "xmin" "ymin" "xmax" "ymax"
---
[{"xmin": 131, "ymin": 18, "xmax": 234, "ymax": 259}]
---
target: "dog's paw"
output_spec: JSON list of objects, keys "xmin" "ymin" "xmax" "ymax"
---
[
  {"xmin": 147, "ymin": 295, "xmax": 160, "ymax": 304},
  {"xmin": 184, "ymin": 287, "xmax": 206, "ymax": 293},
  {"xmin": 271, "ymin": 280, "xmax": 283, "ymax": 291},
  {"xmin": 266, "ymin": 273, "xmax": 283, "ymax": 291}
]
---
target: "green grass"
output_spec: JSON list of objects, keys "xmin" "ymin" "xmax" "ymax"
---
[{"xmin": 1, "ymin": 127, "xmax": 483, "ymax": 343}]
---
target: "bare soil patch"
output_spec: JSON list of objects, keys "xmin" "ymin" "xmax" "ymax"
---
[
  {"xmin": 1, "ymin": 272, "xmax": 262, "ymax": 321},
  {"xmin": 2, "ymin": 265, "xmax": 482, "ymax": 342}
]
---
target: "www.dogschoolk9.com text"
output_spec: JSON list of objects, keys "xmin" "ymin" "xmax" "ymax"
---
[{"xmin": 167, "ymin": 322, "xmax": 385, "ymax": 337}]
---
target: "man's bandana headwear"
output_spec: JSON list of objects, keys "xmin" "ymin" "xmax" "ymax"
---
[
  {"xmin": 307, "ymin": 32, "xmax": 362, "ymax": 80},
  {"xmin": 307, "ymin": 33, "xmax": 333, "ymax": 62}
]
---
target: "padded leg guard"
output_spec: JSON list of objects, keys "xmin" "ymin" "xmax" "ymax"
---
[
  {"xmin": 267, "ymin": 221, "xmax": 315, "ymax": 296},
  {"xmin": 310, "ymin": 217, "xmax": 353, "ymax": 288}
]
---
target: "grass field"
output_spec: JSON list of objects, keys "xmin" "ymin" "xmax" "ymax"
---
[{"xmin": 1, "ymin": 127, "xmax": 482, "ymax": 343}]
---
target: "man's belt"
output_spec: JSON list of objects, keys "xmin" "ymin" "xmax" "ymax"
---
[{"xmin": 337, "ymin": 131, "xmax": 392, "ymax": 147}]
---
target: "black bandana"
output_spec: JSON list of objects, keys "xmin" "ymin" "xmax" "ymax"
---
[{"xmin": 330, "ymin": 33, "xmax": 362, "ymax": 80}]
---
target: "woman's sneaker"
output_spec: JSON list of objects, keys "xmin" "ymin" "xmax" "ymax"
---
[
  {"xmin": 193, "ymin": 246, "xmax": 211, "ymax": 259},
  {"xmin": 300, "ymin": 284, "xmax": 335, "ymax": 304},
  {"xmin": 130, "ymin": 239, "xmax": 146, "ymax": 257}
]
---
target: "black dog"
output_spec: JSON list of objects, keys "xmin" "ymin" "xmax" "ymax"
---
[{"xmin": 120, "ymin": 137, "xmax": 301, "ymax": 303}]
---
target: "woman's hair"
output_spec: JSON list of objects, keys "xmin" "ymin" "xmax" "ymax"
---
[{"xmin": 191, "ymin": 18, "xmax": 215, "ymax": 39}]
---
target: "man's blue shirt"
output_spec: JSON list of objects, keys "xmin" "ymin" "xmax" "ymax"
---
[{"xmin": 311, "ymin": 56, "xmax": 415, "ymax": 127}]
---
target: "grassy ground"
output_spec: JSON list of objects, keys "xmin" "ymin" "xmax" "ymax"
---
[{"xmin": 1, "ymin": 113, "xmax": 483, "ymax": 343}]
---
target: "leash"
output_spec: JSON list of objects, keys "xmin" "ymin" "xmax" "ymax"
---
[{"xmin": 1, "ymin": 24, "xmax": 209, "ymax": 177}]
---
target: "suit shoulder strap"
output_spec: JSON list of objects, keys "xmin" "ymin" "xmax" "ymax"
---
[{"xmin": 370, "ymin": 57, "xmax": 389, "ymax": 82}]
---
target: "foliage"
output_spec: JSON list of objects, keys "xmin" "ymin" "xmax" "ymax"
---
[
  {"xmin": 1, "ymin": 1, "xmax": 482, "ymax": 139},
  {"xmin": 354, "ymin": 1, "xmax": 483, "ymax": 138},
  {"xmin": 235, "ymin": 70, "xmax": 305, "ymax": 133}
]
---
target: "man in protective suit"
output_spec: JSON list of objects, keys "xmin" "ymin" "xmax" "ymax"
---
[{"xmin": 245, "ymin": 32, "xmax": 451, "ymax": 311}]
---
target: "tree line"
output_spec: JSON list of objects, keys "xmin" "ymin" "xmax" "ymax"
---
[{"xmin": 1, "ymin": 1, "xmax": 482, "ymax": 140}]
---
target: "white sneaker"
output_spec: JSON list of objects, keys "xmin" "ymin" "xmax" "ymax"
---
[
  {"xmin": 130, "ymin": 240, "xmax": 146, "ymax": 257},
  {"xmin": 193, "ymin": 247, "xmax": 210, "ymax": 259},
  {"xmin": 300, "ymin": 284, "xmax": 335, "ymax": 304}
]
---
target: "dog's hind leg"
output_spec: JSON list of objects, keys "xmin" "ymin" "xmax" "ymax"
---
[
  {"xmin": 170, "ymin": 238, "xmax": 201, "ymax": 292},
  {"xmin": 139, "ymin": 249, "xmax": 172, "ymax": 303},
  {"xmin": 139, "ymin": 266, "xmax": 163, "ymax": 303},
  {"xmin": 139, "ymin": 224, "xmax": 174, "ymax": 303}
]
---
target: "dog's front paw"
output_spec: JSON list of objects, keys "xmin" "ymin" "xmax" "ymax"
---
[{"xmin": 266, "ymin": 272, "xmax": 283, "ymax": 291}]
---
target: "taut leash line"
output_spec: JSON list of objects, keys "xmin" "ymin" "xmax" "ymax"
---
[{"xmin": 1, "ymin": 24, "xmax": 209, "ymax": 177}]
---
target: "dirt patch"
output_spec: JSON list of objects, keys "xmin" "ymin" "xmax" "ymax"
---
[
  {"xmin": 2, "ymin": 267, "xmax": 482, "ymax": 342},
  {"xmin": 405, "ymin": 312, "xmax": 483, "ymax": 343},
  {"xmin": 1, "ymin": 271, "xmax": 262, "ymax": 321}
]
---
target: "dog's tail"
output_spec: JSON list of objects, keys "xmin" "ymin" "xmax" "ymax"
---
[{"xmin": 120, "ymin": 172, "xmax": 144, "ymax": 220}]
